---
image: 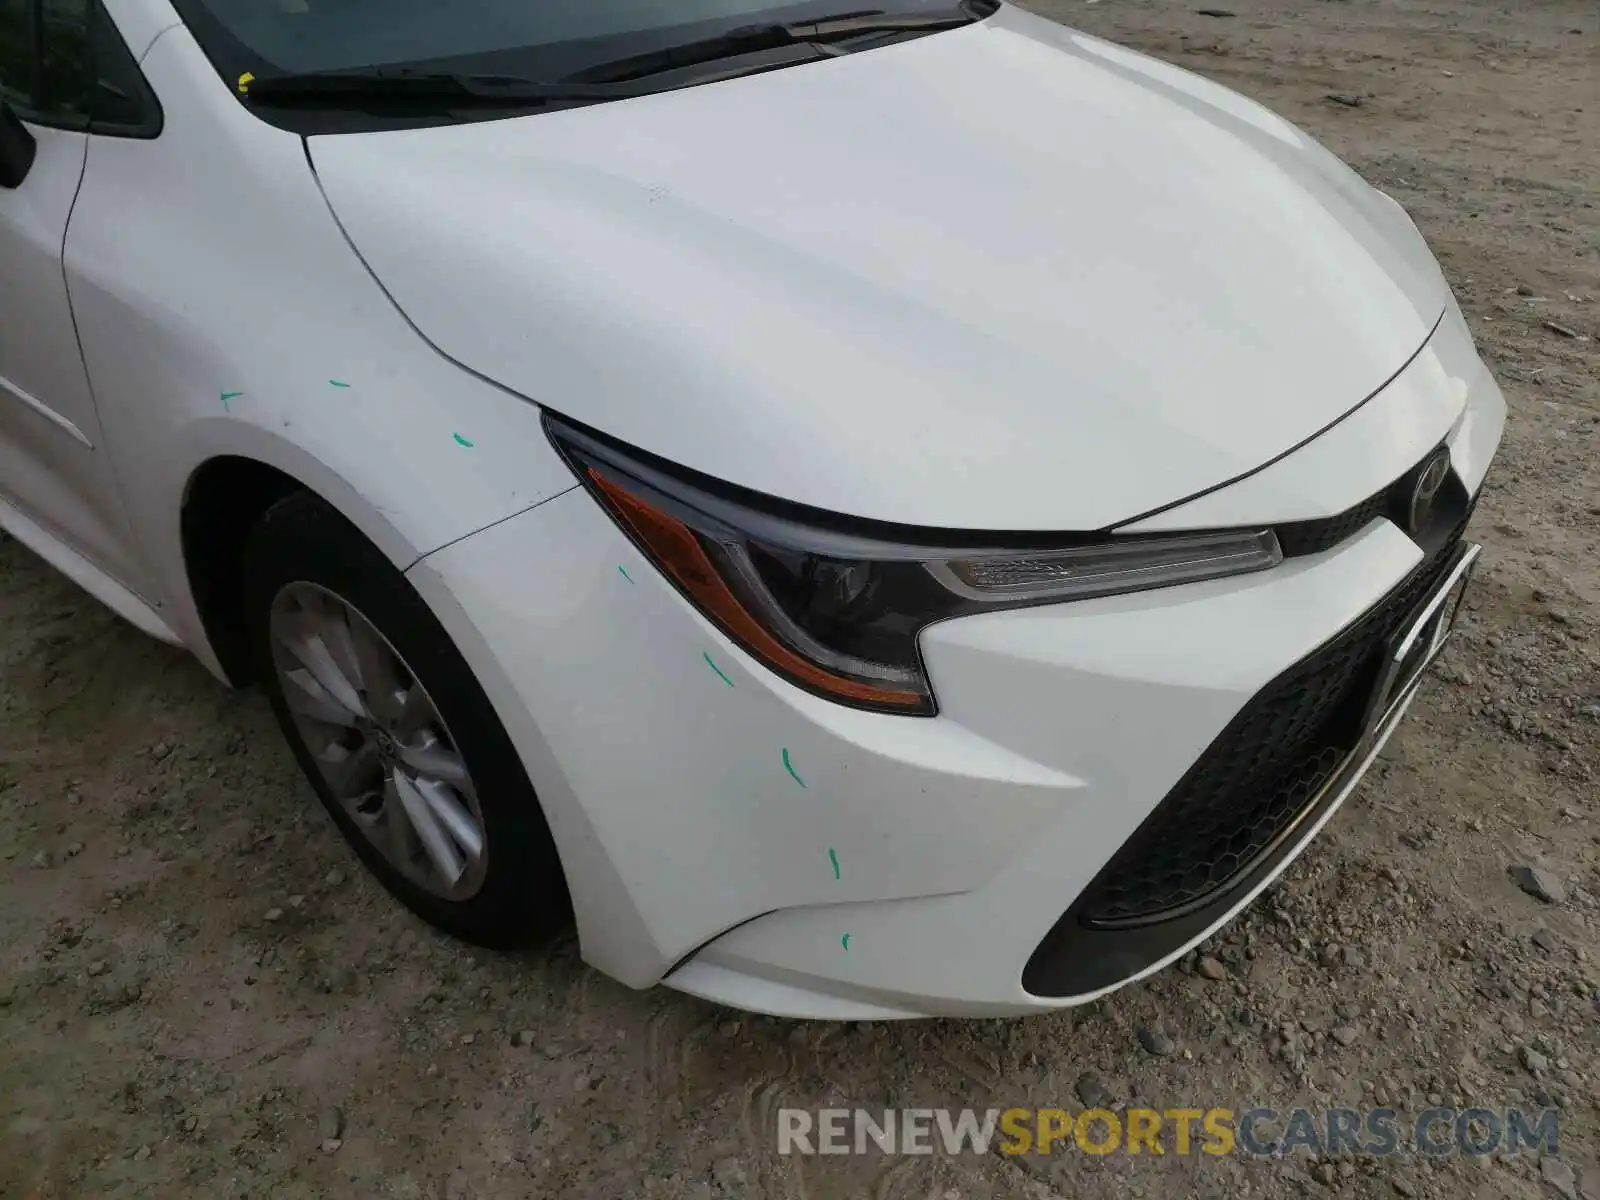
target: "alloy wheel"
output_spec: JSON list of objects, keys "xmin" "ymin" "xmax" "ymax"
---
[{"xmin": 268, "ymin": 581, "xmax": 488, "ymax": 900}]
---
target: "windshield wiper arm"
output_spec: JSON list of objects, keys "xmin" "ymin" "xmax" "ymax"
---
[
  {"xmin": 567, "ymin": 7, "xmax": 982, "ymax": 84},
  {"xmin": 245, "ymin": 70, "xmax": 638, "ymax": 110}
]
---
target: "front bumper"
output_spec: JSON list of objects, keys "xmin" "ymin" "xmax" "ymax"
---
[{"xmin": 407, "ymin": 321, "xmax": 1505, "ymax": 1020}]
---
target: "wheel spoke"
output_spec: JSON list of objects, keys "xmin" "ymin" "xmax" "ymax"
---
[
  {"xmin": 379, "ymin": 777, "xmax": 419, "ymax": 866},
  {"xmin": 275, "ymin": 615, "xmax": 367, "ymax": 720},
  {"xmin": 347, "ymin": 617, "xmax": 408, "ymax": 725},
  {"xmin": 391, "ymin": 769, "xmax": 465, "ymax": 885},
  {"xmin": 396, "ymin": 733, "xmax": 471, "ymax": 790},
  {"xmin": 283, "ymin": 668, "xmax": 359, "ymax": 728},
  {"xmin": 413, "ymin": 776, "xmax": 483, "ymax": 860}
]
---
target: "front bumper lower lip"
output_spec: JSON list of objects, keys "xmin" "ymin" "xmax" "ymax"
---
[{"xmin": 1021, "ymin": 541, "xmax": 1481, "ymax": 998}]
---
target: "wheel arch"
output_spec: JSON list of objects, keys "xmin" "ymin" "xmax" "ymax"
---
[{"xmin": 177, "ymin": 441, "xmax": 423, "ymax": 687}]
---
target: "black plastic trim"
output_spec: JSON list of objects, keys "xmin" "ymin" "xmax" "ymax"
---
[{"xmin": 1020, "ymin": 529, "xmax": 1475, "ymax": 998}]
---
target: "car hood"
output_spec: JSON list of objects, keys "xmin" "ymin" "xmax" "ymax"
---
[{"xmin": 310, "ymin": 4, "xmax": 1449, "ymax": 531}]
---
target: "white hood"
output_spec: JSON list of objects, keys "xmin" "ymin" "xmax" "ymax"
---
[{"xmin": 310, "ymin": 5, "xmax": 1449, "ymax": 531}]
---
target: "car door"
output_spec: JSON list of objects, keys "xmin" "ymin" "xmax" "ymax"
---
[{"xmin": 0, "ymin": 0, "xmax": 150, "ymax": 592}]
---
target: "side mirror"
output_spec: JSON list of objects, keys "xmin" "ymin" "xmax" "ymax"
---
[{"xmin": 0, "ymin": 101, "xmax": 37, "ymax": 189}]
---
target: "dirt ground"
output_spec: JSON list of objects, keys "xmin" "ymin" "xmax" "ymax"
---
[{"xmin": 3, "ymin": 0, "xmax": 1597, "ymax": 1196}]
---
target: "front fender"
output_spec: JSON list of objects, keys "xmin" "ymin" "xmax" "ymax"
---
[{"xmin": 63, "ymin": 26, "xmax": 576, "ymax": 671}]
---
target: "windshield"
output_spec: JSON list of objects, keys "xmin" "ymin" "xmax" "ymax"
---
[{"xmin": 172, "ymin": 0, "xmax": 976, "ymax": 79}]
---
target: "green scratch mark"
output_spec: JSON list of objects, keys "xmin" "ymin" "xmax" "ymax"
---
[
  {"xmin": 220, "ymin": 391, "xmax": 242, "ymax": 410},
  {"xmin": 782, "ymin": 747, "xmax": 806, "ymax": 789},
  {"xmin": 703, "ymin": 652, "xmax": 735, "ymax": 688},
  {"xmin": 328, "ymin": 379, "xmax": 351, "ymax": 389},
  {"xmin": 828, "ymin": 848, "xmax": 840, "ymax": 880},
  {"xmin": 618, "ymin": 566, "xmax": 633, "ymax": 583},
  {"xmin": 453, "ymin": 433, "xmax": 475, "ymax": 448},
  {"xmin": 841, "ymin": 933, "xmax": 851, "ymax": 951}
]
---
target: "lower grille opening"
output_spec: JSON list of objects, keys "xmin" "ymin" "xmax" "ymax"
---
[{"xmin": 1076, "ymin": 513, "xmax": 1471, "ymax": 929}]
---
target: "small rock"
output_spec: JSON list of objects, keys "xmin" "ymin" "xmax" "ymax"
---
[
  {"xmin": 1313, "ymin": 1162, "xmax": 1336, "ymax": 1186},
  {"xmin": 1137, "ymin": 1025, "xmax": 1176, "ymax": 1056},
  {"xmin": 182, "ymin": 1115, "xmax": 198, "ymax": 1133},
  {"xmin": 264, "ymin": 907, "xmax": 284, "ymax": 923},
  {"xmin": 1542, "ymin": 320, "xmax": 1580, "ymax": 340},
  {"xmin": 712, "ymin": 1158, "xmax": 748, "ymax": 1191},
  {"xmin": 1521, "ymin": 1045, "xmax": 1550, "ymax": 1074},
  {"xmin": 513, "ymin": 1030, "xmax": 536, "ymax": 1048},
  {"xmin": 1196, "ymin": 7, "xmax": 1235, "ymax": 14},
  {"xmin": 321, "ymin": 1138, "xmax": 342, "ymax": 1154},
  {"xmin": 460, "ymin": 1033, "xmax": 476, "ymax": 1046},
  {"xmin": 1196, "ymin": 955, "xmax": 1228, "ymax": 981},
  {"xmin": 30, "ymin": 850, "xmax": 51, "ymax": 870},
  {"xmin": 288, "ymin": 895, "xmax": 305, "ymax": 909},
  {"xmin": 132, "ymin": 1145, "xmax": 151, "ymax": 1162},
  {"xmin": 1511, "ymin": 866, "xmax": 1567, "ymax": 905},
  {"xmin": 1540, "ymin": 1156, "xmax": 1577, "ymax": 1200},
  {"xmin": 1531, "ymin": 927, "xmax": 1558, "ymax": 953},
  {"xmin": 151, "ymin": 742, "xmax": 170, "ymax": 759},
  {"xmin": 1076, "ymin": 1073, "xmax": 1112, "ymax": 1107},
  {"xmin": 1332, "ymin": 1025, "xmax": 1360, "ymax": 1048},
  {"xmin": 1391, "ymin": 1178, "xmax": 1417, "ymax": 1197},
  {"xmin": 65, "ymin": 842, "xmax": 84, "ymax": 858},
  {"xmin": 1373, "ymin": 1082, "xmax": 1392, "ymax": 1105},
  {"xmin": 324, "ymin": 869, "xmax": 346, "ymax": 888},
  {"xmin": 1325, "ymin": 92, "xmax": 1362, "ymax": 107},
  {"xmin": 319, "ymin": 1105, "xmax": 345, "ymax": 1141},
  {"xmin": 1516, "ymin": 284, "xmax": 1536, "ymax": 297},
  {"xmin": 87, "ymin": 961, "xmax": 107, "ymax": 978}
]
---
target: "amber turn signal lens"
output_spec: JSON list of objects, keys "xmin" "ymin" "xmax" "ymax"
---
[{"xmin": 588, "ymin": 468, "xmax": 928, "ymax": 709}]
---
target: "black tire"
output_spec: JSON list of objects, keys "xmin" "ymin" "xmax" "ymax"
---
[{"xmin": 242, "ymin": 489, "xmax": 571, "ymax": 948}]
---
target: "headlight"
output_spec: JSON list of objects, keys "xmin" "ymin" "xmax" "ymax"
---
[{"xmin": 546, "ymin": 416, "xmax": 1282, "ymax": 716}]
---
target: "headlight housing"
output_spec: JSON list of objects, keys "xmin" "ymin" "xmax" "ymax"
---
[{"xmin": 547, "ymin": 415, "xmax": 1282, "ymax": 715}]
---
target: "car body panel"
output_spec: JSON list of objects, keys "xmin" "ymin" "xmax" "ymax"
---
[
  {"xmin": 56, "ymin": 27, "xmax": 579, "ymax": 677},
  {"xmin": 410, "ymin": 479, "xmax": 1428, "ymax": 1009},
  {"xmin": 312, "ymin": 4, "xmax": 1448, "ymax": 533},
  {"xmin": 1121, "ymin": 303, "xmax": 1506, "ymax": 531},
  {"xmin": 101, "ymin": 0, "xmax": 182, "ymax": 61},
  {"xmin": 0, "ymin": 121, "xmax": 154, "ymax": 590}
]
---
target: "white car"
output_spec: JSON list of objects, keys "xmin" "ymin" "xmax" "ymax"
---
[{"xmin": 0, "ymin": 0, "xmax": 1503, "ymax": 1018}]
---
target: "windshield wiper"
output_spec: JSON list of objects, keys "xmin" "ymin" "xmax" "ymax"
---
[
  {"xmin": 245, "ymin": 70, "xmax": 639, "ymax": 110},
  {"xmin": 566, "ymin": 7, "xmax": 983, "ymax": 85}
]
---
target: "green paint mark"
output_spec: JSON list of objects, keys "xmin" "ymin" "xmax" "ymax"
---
[
  {"xmin": 452, "ymin": 433, "xmax": 475, "ymax": 448},
  {"xmin": 220, "ymin": 391, "xmax": 243, "ymax": 411},
  {"xmin": 703, "ymin": 651, "xmax": 735, "ymax": 688},
  {"xmin": 328, "ymin": 379, "xmax": 351, "ymax": 389},
  {"xmin": 828, "ymin": 848, "xmax": 840, "ymax": 880},
  {"xmin": 618, "ymin": 565, "xmax": 633, "ymax": 583},
  {"xmin": 841, "ymin": 933, "xmax": 851, "ymax": 951},
  {"xmin": 782, "ymin": 747, "xmax": 806, "ymax": 789}
]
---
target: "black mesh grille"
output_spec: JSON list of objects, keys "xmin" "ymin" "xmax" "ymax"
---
[
  {"xmin": 1276, "ymin": 491, "xmax": 1392, "ymax": 557},
  {"xmin": 1079, "ymin": 508, "xmax": 1473, "ymax": 928}
]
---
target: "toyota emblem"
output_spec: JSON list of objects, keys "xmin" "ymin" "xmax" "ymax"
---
[{"xmin": 1408, "ymin": 448, "xmax": 1452, "ymax": 535}]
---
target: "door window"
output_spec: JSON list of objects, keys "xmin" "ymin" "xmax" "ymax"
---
[
  {"xmin": 0, "ymin": 0, "xmax": 158, "ymax": 135},
  {"xmin": 38, "ymin": 0, "xmax": 94, "ymax": 125},
  {"xmin": 0, "ymin": 0, "xmax": 32, "ymax": 110}
]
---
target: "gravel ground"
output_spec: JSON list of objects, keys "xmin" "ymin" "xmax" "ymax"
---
[{"xmin": 2, "ymin": 0, "xmax": 1597, "ymax": 1197}]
